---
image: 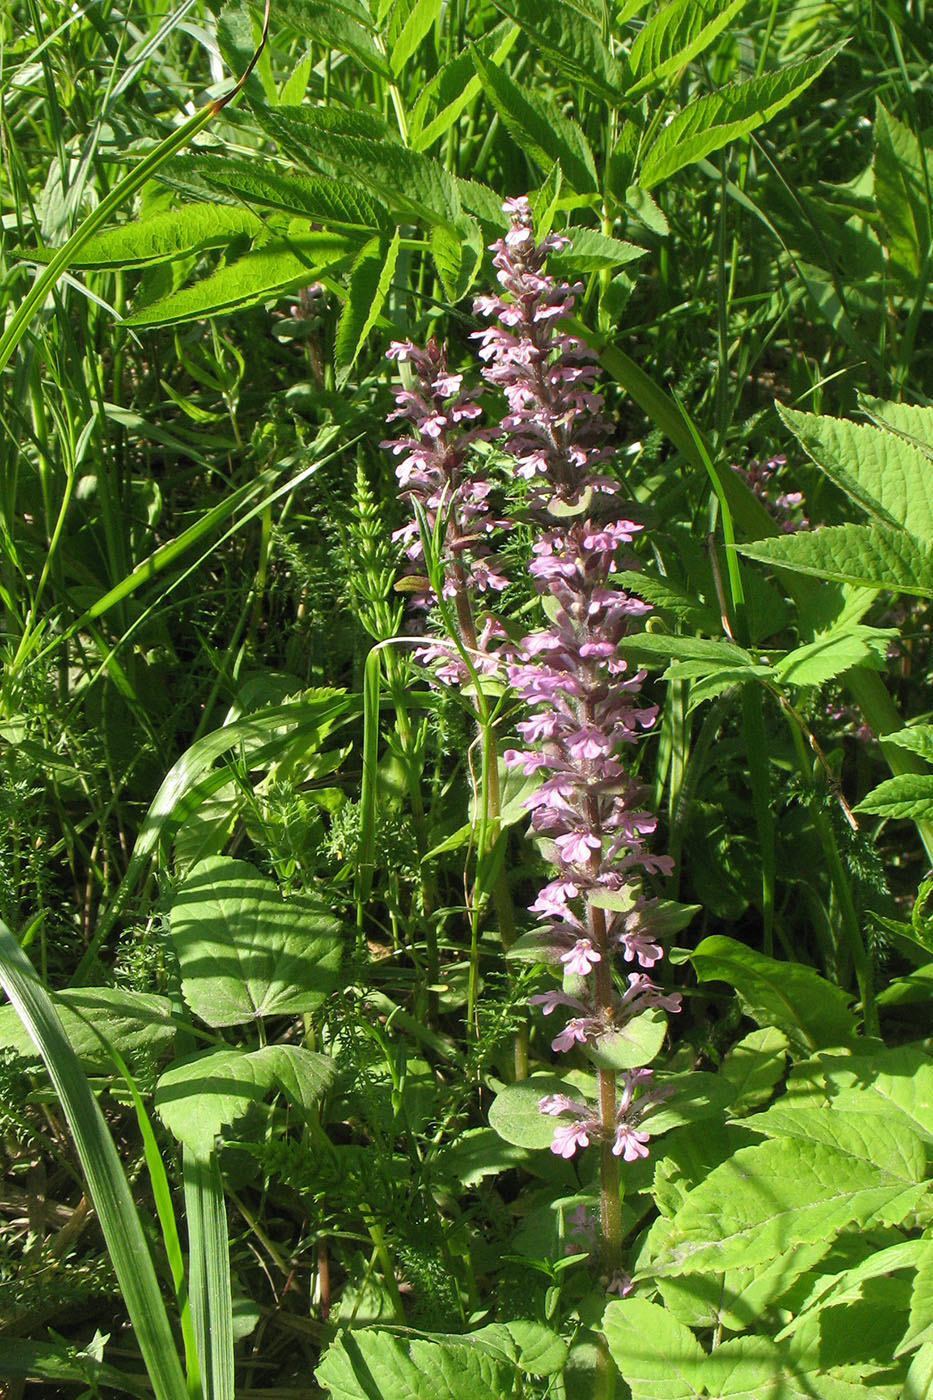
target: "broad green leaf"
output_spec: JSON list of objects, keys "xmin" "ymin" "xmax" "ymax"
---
[
  {"xmin": 815, "ymin": 1043, "xmax": 933, "ymax": 1145},
  {"xmin": 855, "ymin": 774, "xmax": 933, "ymax": 820},
  {"xmin": 902, "ymin": 1240, "xmax": 933, "ymax": 1354},
  {"xmin": 167, "ymin": 156, "xmax": 392, "ymax": 229},
  {"xmin": 504, "ymin": 1321, "xmax": 567, "ymax": 1376},
  {"xmin": 490, "ymin": 0, "xmax": 627, "ymax": 102},
  {"xmin": 169, "ymin": 856, "xmax": 343, "ymax": 1026},
  {"xmin": 550, "ymin": 227, "xmax": 646, "ymax": 272},
  {"xmin": 390, "ymin": 0, "xmax": 442, "ymax": 74},
  {"xmin": 125, "ymin": 231, "xmax": 357, "ymax": 327},
  {"xmin": 626, "ymin": 0, "xmax": 748, "ymax": 99},
  {"xmin": 860, "ymin": 397, "xmax": 933, "ymax": 458},
  {"xmin": 874, "ymin": 102, "xmax": 933, "ymax": 284},
  {"xmin": 434, "ymin": 1127, "xmax": 528, "ymax": 1187},
  {"xmin": 719, "ymin": 1026, "xmax": 788, "ymax": 1115},
  {"xmin": 410, "ymin": 22, "xmax": 519, "ymax": 151},
  {"xmin": 588, "ymin": 1009, "xmax": 667, "ymax": 1070},
  {"xmin": 45, "ymin": 203, "xmax": 263, "ymax": 268},
  {"xmin": 640, "ymin": 47, "xmax": 839, "ymax": 188},
  {"xmin": 602, "ymin": 1297, "xmax": 706, "ymax": 1399},
  {"xmin": 273, "ymin": 0, "xmax": 390, "ymax": 77},
  {"xmin": 471, "ymin": 45, "xmax": 598, "ymax": 193},
  {"xmin": 488, "ymin": 1074, "xmax": 580, "ymax": 1149},
  {"xmin": 0, "ymin": 987, "xmax": 175, "ymax": 1068},
  {"xmin": 690, "ymin": 935, "xmax": 857, "ymax": 1051},
  {"xmin": 335, "ymin": 228, "xmax": 401, "ymax": 384},
  {"xmin": 315, "ymin": 1330, "xmax": 518, "ymax": 1400},
  {"xmin": 882, "ymin": 723, "xmax": 933, "ymax": 762},
  {"xmin": 652, "ymin": 1125, "xmax": 925, "ymax": 1276},
  {"xmin": 777, "ymin": 405, "xmax": 933, "ymax": 540},
  {"xmin": 903, "ymin": 1341, "xmax": 933, "ymax": 1400},
  {"xmin": 769, "ymin": 624, "xmax": 896, "ymax": 688},
  {"xmin": 156, "ymin": 1044, "xmax": 336, "ymax": 1154},
  {"xmin": 736, "ymin": 523, "xmax": 933, "ymax": 596}
]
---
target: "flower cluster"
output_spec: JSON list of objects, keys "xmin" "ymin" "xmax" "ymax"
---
[{"xmin": 733, "ymin": 452, "xmax": 809, "ymax": 533}]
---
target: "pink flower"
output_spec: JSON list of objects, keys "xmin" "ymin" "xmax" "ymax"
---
[
  {"xmin": 550, "ymin": 1120, "xmax": 592, "ymax": 1158},
  {"xmin": 612, "ymin": 1124, "xmax": 651, "ymax": 1161},
  {"xmin": 560, "ymin": 938, "xmax": 601, "ymax": 976}
]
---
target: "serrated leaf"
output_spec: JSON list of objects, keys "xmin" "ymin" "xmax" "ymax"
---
[
  {"xmin": 777, "ymin": 404, "xmax": 933, "ymax": 540},
  {"xmin": 860, "ymin": 397, "xmax": 933, "ymax": 459},
  {"xmin": 471, "ymin": 44, "xmax": 598, "ymax": 193},
  {"xmin": 167, "ymin": 156, "xmax": 392, "ymax": 229},
  {"xmin": 37, "ymin": 203, "xmax": 264, "ymax": 269},
  {"xmin": 550, "ymin": 227, "xmax": 646, "ymax": 272},
  {"xmin": 626, "ymin": 0, "xmax": 747, "ymax": 98},
  {"xmin": 882, "ymin": 724, "xmax": 933, "ymax": 762},
  {"xmin": 902, "ymin": 1239, "xmax": 933, "ymax": 1354},
  {"xmin": 490, "ymin": 0, "xmax": 627, "ymax": 103},
  {"xmin": 335, "ymin": 228, "xmax": 400, "ymax": 383},
  {"xmin": 504, "ymin": 1321, "xmax": 568, "ymax": 1376},
  {"xmin": 155, "ymin": 1044, "xmax": 336, "ymax": 1155},
  {"xmin": 854, "ymin": 774, "xmax": 933, "ymax": 820},
  {"xmin": 619, "ymin": 633, "xmax": 756, "ymax": 667},
  {"xmin": 273, "ymin": 0, "xmax": 390, "ymax": 78},
  {"xmin": 488, "ymin": 1075, "xmax": 580, "ymax": 1149},
  {"xmin": 815, "ymin": 1043, "xmax": 933, "ymax": 1146},
  {"xmin": 390, "ymin": 0, "xmax": 442, "ymax": 74},
  {"xmin": 0, "ymin": 987, "xmax": 175, "ymax": 1068},
  {"xmin": 690, "ymin": 935, "xmax": 857, "ymax": 1051},
  {"xmin": 736, "ymin": 523, "xmax": 933, "ymax": 596},
  {"xmin": 719, "ymin": 1026, "xmax": 788, "ymax": 1115},
  {"xmin": 603, "ymin": 1297, "xmax": 706, "ymax": 1399},
  {"xmin": 874, "ymin": 102, "xmax": 933, "ymax": 284},
  {"xmin": 640, "ymin": 47, "xmax": 839, "ymax": 188},
  {"xmin": 769, "ymin": 624, "xmax": 896, "ymax": 687},
  {"xmin": 125, "ymin": 231, "xmax": 356, "ymax": 327},
  {"xmin": 653, "ymin": 1123, "xmax": 926, "ymax": 1276},
  {"xmin": 169, "ymin": 856, "xmax": 343, "ymax": 1027},
  {"xmin": 315, "ymin": 1330, "xmax": 518, "ymax": 1400},
  {"xmin": 410, "ymin": 22, "xmax": 519, "ymax": 151},
  {"xmin": 431, "ymin": 215, "xmax": 484, "ymax": 301},
  {"xmin": 615, "ymin": 570, "xmax": 720, "ymax": 630}
]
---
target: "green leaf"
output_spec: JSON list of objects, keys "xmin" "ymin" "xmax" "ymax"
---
[
  {"xmin": 0, "ymin": 923, "xmax": 189, "ymax": 1400},
  {"xmin": 855, "ymin": 774, "xmax": 933, "ymax": 820},
  {"xmin": 619, "ymin": 633, "xmax": 756, "ymax": 668},
  {"xmin": 470, "ymin": 44, "xmax": 598, "ymax": 193},
  {"xmin": 882, "ymin": 724, "xmax": 933, "ymax": 762},
  {"xmin": 769, "ymin": 624, "xmax": 896, "ymax": 688},
  {"xmin": 777, "ymin": 404, "xmax": 933, "ymax": 540},
  {"xmin": 335, "ymin": 228, "xmax": 401, "ymax": 384},
  {"xmin": 603, "ymin": 1297, "xmax": 706, "ymax": 1399},
  {"xmin": 626, "ymin": 0, "xmax": 748, "ymax": 99},
  {"xmin": 588, "ymin": 1009, "xmax": 667, "ymax": 1071},
  {"xmin": 430, "ymin": 214, "xmax": 484, "ymax": 301},
  {"xmin": 903, "ymin": 1341, "xmax": 933, "ymax": 1400},
  {"xmin": 736, "ymin": 523, "xmax": 933, "ymax": 596},
  {"xmin": 273, "ymin": 0, "xmax": 390, "ymax": 78},
  {"xmin": 690, "ymin": 935, "xmax": 858, "ymax": 1051},
  {"xmin": 640, "ymin": 47, "xmax": 840, "ymax": 188},
  {"xmin": 815, "ymin": 1043, "xmax": 933, "ymax": 1146},
  {"xmin": 873, "ymin": 102, "xmax": 933, "ymax": 284},
  {"xmin": 860, "ymin": 397, "xmax": 933, "ymax": 459},
  {"xmin": 184, "ymin": 1149, "xmax": 234, "ymax": 1400},
  {"xmin": 652, "ymin": 1119, "xmax": 926, "ymax": 1276},
  {"xmin": 615, "ymin": 570, "xmax": 720, "ymax": 630},
  {"xmin": 156, "ymin": 1043, "xmax": 337, "ymax": 1154},
  {"xmin": 390, "ymin": 0, "xmax": 442, "ymax": 74},
  {"xmin": 490, "ymin": 0, "xmax": 627, "ymax": 103},
  {"xmin": 410, "ymin": 22, "xmax": 519, "ymax": 151},
  {"xmin": 33, "ymin": 202, "xmax": 263, "ymax": 268},
  {"xmin": 504, "ymin": 1320, "xmax": 568, "ymax": 1376},
  {"xmin": 550, "ymin": 227, "xmax": 646, "ymax": 272},
  {"xmin": 125, "ymin": 231, "xmax": 357, "ymax": 327},
  {"xmin": 167, "ymin": 156, "xmax": 392, "ymax": 229},
  {"xmin": 902, "ymin": 1239, "xmax": 933, "ymax": 1354},
  {"xmin": 0, "ymin": 987, "xmax": 175, "ymax": 1069},
  {"xmin": 169, "ymin": 856, "xmax": 343, "ymax": 1027},
  {"xmin": 719, "ymin": 1026, "xmax": 788, "ymax": 1115},
  {"xmin": 488, "ymin": 1074, "xmax": 580, "ymax": 1149},
  {"xmin": 315, "ymin": 1330, "xmax": 519, "ymax": 1400}
]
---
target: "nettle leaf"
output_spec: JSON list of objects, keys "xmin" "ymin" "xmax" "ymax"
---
[
  {"xmin": 690, "ymin": 936, "xmax": 858, "ymax": 1051},
  {"xmin": 625, "ymin": 0, "xmax": 747, "ymax": 99},
  {"xmin": 273, "ymin": 0, "xmax": 390, "ymax": 78},
  {"xmin": 778, "ymin": 404, "xmax": 933, "ymax": 540},
  {"xmin": 874, "ymin": 102, "xmax": 933, "ymax": 284},
  {"xmin": 640, "ymin": 47, "xmax": 840, "ymax": 188},
  {"xmin": 603, "ymin": 1297, "xmax": 706, "ymax": 1400},
  {"xmin": 652, "ymin": 1122, "xmax": 926, "ymax": 1277},
  {"xmin": 125, "ymin": 231, "xmax": 357, "ymax": 327},
  {"xmin": 315, "ymin": 1330, "xmax": 519, "ymax": 1400},
  {"xmin": 470, "ymin": 45, "xmax": 598, "ymax": 193},
  {"xmin": 883, "ymin": 723, "xmax": 933, "ymax": 762},
  {"xmin": 167, "ymin": 156, "xmax": 392, "ymax": 230},
  {"xmin": 860, "ymin": 397, "xmax": 933, "ymax": 459},
  {"xmin": 503, "ymin": 1321, "xmax": 568, "ymax": 1376},
  {"xmin": 855, "ymin": 774, "xmax": 933, "ymax": 821},
  {"xmin": 490, "ymin": 0, "xmax": 627, "ymax": 103},
  {"xmin": 769, "ymin": 624, "xmax": 897, "ymax": 688},
  {"xmin": 169, "ymin": 856, "xmax": 344, "ymax": 1027},
  {"xmin": 335, "ymin": 228, "xmax": 401, "ymax": 384},
  {"xmin": 737, "ymin": 523, "xmax": 933, "ymax": 596},
  {"xmin": 39, "ymin": 203, "xmax": 264, "ymax": 269},
  {"xmin": 549, "ymin": 227, "xmax": 646, "ymax": 273},
  {"xmin": 0, "ymin": 987, "xmax": 175, "ymax": 1068},
  {"xmin": 488, "ymin": 1074, "xmax": 579, "ymax": 1149},
  {"xmin": 155, "ymin": 1044, "xmax": 336, "ymax": 1155},
  {"xmin": 389, "ymin": 0, "xmax": 442, "ymax": 75}
]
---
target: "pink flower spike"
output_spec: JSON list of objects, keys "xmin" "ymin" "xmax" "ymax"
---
[{"xmin": 560, "ymin": 938, "xmax": 601, "ymax": 976}]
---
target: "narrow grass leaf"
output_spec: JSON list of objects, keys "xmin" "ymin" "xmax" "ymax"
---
[{"xmin": 184, "ymin": 1150, "xmax": 234, "ymax": 1400}]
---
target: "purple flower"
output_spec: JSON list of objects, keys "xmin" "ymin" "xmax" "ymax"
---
[
  {"xmin": 550, "ymin": 1120, "xmax": 593, "ymax": 1158},
  {"xmin": 560, "ymin": 938, "xmax": 602, "ymax": 976}
]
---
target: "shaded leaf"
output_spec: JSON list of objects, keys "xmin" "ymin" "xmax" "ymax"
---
[
  {"xmin": 603, "ymin": 1297, "xmax": 706, "ymax": 1399},
  {"xmin": 855, "ymin": 774, "xmax": 933, "ymax": 821}
]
